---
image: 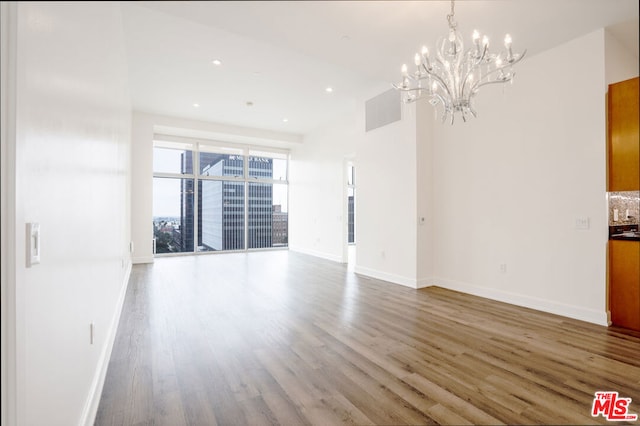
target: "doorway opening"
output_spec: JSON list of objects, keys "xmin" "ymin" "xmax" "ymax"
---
[{"xmin": 346, "ymin": 161, "xmax": 356, "ymax": 269}]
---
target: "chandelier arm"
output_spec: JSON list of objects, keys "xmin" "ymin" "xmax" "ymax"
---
[
  {"xmin": 392, "ymin": 85, "xmax": 427, "ymax": 104},
  {"xmin": 391, "ymin": 84, "xmax": 409, "ymax": 91},
  {"xmin": 472, "ymin": 52, "xmax": 526, "ymax": 86},
  {"xmin": 427, "ymin": 60, "xmax": 455, "ymax": 100},
  {"xmin": 407, "ymin": 66, "xmax": 457, "ymax": 103},
  {"xmin": 478, "ymin": 44, "xmax": 489, "ymax": 63},
  {"xmin": 481, "ymin": 51, "xmax": 526, "ymax": 80},
  {"xmin": 459, "ymin": 63, "xmax": 479, "ymax": 99},
  {"xmin": 431, "ymin": 75, "xmax": 454, "ymax": 100},
  {"xmin": 432, "ymin": 92, "xmax": 448, "ymax": 107},
  {"xmin": 392, "ymin": 84, "xmax": 423, "ymax": 94},
  {"xmin": 446, "ymin": 109, "xmax": 454, "ymax": 125},
  {"xmin": 472, "ymin": 78, "xmax": 516, "ymax": 91},
  {"xmin": 475, "ymin": 71, "xmax": 506, "ymax": 86},
  {"xmin": 473, "ymin": 61, "xmax": 521, "ymax": 86},
  {"xmin": 507, "ymin": 49, "xmax": 527, "ymax": 65},
  {"xmin": 406, "ymin": 72, "xmax": 426, "ymax": 83}
]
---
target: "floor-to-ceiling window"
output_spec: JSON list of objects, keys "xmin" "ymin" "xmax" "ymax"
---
[{"xmin": 153, "ymin": 138, "xmax": 288, "ymax": 255}]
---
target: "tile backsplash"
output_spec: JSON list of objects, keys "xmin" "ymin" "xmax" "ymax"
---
[{"xmin": 608, "ymin": 191, "xmax": 640, "ymax": 225}]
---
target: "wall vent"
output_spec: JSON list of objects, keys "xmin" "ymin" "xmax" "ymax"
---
[{"xmin": 365, "ymin": 89, "xmax": 401, "ymax": 132}]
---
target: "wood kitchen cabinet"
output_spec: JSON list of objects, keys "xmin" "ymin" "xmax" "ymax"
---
[
  {"xmin": 607, "ymin": 77, "xmax": 639, "ymax": 191},
  {"xmin": 609, "ymin": 240, "xmax": 640, "ymax": 331}
]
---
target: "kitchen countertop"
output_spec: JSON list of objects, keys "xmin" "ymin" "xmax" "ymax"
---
[{"xmin": 609, "ymin": 225, "xmax": 640, "ymax": 241}]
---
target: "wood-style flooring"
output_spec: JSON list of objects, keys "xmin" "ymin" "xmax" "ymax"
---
[{"xmin": 95, "ymin": 251, "xmax": 640, "ymax": 425}]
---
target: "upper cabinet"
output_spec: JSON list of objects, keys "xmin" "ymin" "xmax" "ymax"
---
[{"xmin": 608, "ymin": 77, "xmax": 639, "ymax": 191}]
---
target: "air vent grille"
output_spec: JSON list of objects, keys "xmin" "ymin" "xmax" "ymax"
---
[{"xmin": 365, "ymin": 89, "xmax": 401, "ymax": 132}]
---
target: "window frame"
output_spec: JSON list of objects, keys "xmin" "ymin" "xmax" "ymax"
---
[{"xmin": 152, "ymin": 135, "xmax": 289, "ymax": 256}]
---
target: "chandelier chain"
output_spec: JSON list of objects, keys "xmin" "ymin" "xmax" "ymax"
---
[{"xmin": 447, "ymin": 0, "xmax": 457, "ymax": 30}]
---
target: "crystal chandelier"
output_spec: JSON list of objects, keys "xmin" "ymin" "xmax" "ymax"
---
[{"xmin": 393, "ymin": 0, "xmax": 526, "ymax": 124}]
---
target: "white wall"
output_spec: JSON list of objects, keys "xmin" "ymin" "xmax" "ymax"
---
[
  {"xmin": 1, "ymin": 3, "xmax": 16, "ymax": 425},
  {"xmin": 288, "ymin": 88, "xmax": 434, "ymax": 289},
  {"xmin": 354, "ymin": 91, "xmax": 421, "ymax": 287},
  {"xmin": 605, "ymin": 29, "xmax": 639, "ymax": 85},
  {"xmin": 8, "ymin": 3, "xmax": 132, "ymax": 425},
  {"xmin": 416, "ymin": 100, "xmax": 436, "ymax": 287},
  {"xmin": 289, "ymin": 115, "xmax": 357, "ymax": 262},
  {"xmin": 131, "ymin": 111, "xmax": 155, "ymax": 263},
  {"xmin": 431, "ymin": 30, "xmax": 611, "ymax": 325}
]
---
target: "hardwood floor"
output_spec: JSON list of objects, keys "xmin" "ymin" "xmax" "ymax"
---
[{"xmin": 95, "ymin": 251, "xmax": 640, "ymax": 425}]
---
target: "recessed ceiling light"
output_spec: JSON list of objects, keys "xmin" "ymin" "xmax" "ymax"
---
[
  {"xmin": 340, "ymin": 35, "xmax": 351, "ymax": 42},
  {"xmin": 193, "ymin": 103, "xmax": 200, "ymax": 108},
  {"xmin": 282, "ymin": 118, "xmax": 289, "ymax": 123},
  {"xmin": 212, "ymin": 59, "xmax": 222, "ymax": 66},
  {"xmin": 246, "ymin": 101, "xmax": 254, "ymax": 107},
  {"xmin": 325, "ymin": 87, "xmax": 334, "ymax": 93}
]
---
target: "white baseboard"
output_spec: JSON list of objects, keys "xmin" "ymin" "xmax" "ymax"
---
[
  {"xmin": 433, "ymin": 277, "xmax": 608, "ymax": 326},
  {"xmin": 354, "ymin": 265, "xmax": 420, "ymax": 289},
  {"xmin": 289, "ymin": 246, "xmax": 343, "ymax": 264},
  {"xmin": 80, "ymin": 261, "xmax": 132, "ymax": 426},
  {"xmin": 416, "ymin": 277, "xmax": 436, "ymax": 289},
  {"xmin": 132, "ymin": 255, "xmax": 154, "ymax": 264}
]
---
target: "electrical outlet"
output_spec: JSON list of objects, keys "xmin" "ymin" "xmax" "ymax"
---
[{"xmin": 500, "ymin": 264, "xmax": 507, "ymax": 273}]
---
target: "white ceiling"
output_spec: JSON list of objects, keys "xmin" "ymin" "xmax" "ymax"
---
[{"xmin": 120, "ymin": 1, "xmax": 639, "ymax": 135}]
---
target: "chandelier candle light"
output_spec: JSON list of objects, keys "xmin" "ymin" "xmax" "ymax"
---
[{"xmin": 393, "ymin": 0, "xmax": 526, "ymax": 124}]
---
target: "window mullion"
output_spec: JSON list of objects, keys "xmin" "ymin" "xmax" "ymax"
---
[
  {"xmin": 193, "ymin": 148, "xmax": 199, "ymax": 252},
  {"xmin": 244, "ymin": 148, "xmax": 249, "ymax": 250},
  {"xmin": 153, "ymin": 172, "xmax": 195, "ymax": 179}
]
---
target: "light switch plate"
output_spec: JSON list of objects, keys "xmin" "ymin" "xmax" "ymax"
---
[
  {"xmin": 574, "ymin": 217, "xmax": 590, "ymax": 230},
  {"xmin": 26, "ymin": 222, "xmax": 41, "ymax": 267}
]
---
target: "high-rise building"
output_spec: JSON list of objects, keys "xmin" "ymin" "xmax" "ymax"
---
[
  {"xmin": 272, "ymin": 205, "xmax": 288, "ymax": 246},
  {"xmin": 247, "ymin": 181, "xmax": 273, "ymax": 248},
  {"xmin": 200, "ymin": 155, "xmax": 246, "ymax": 250}
]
